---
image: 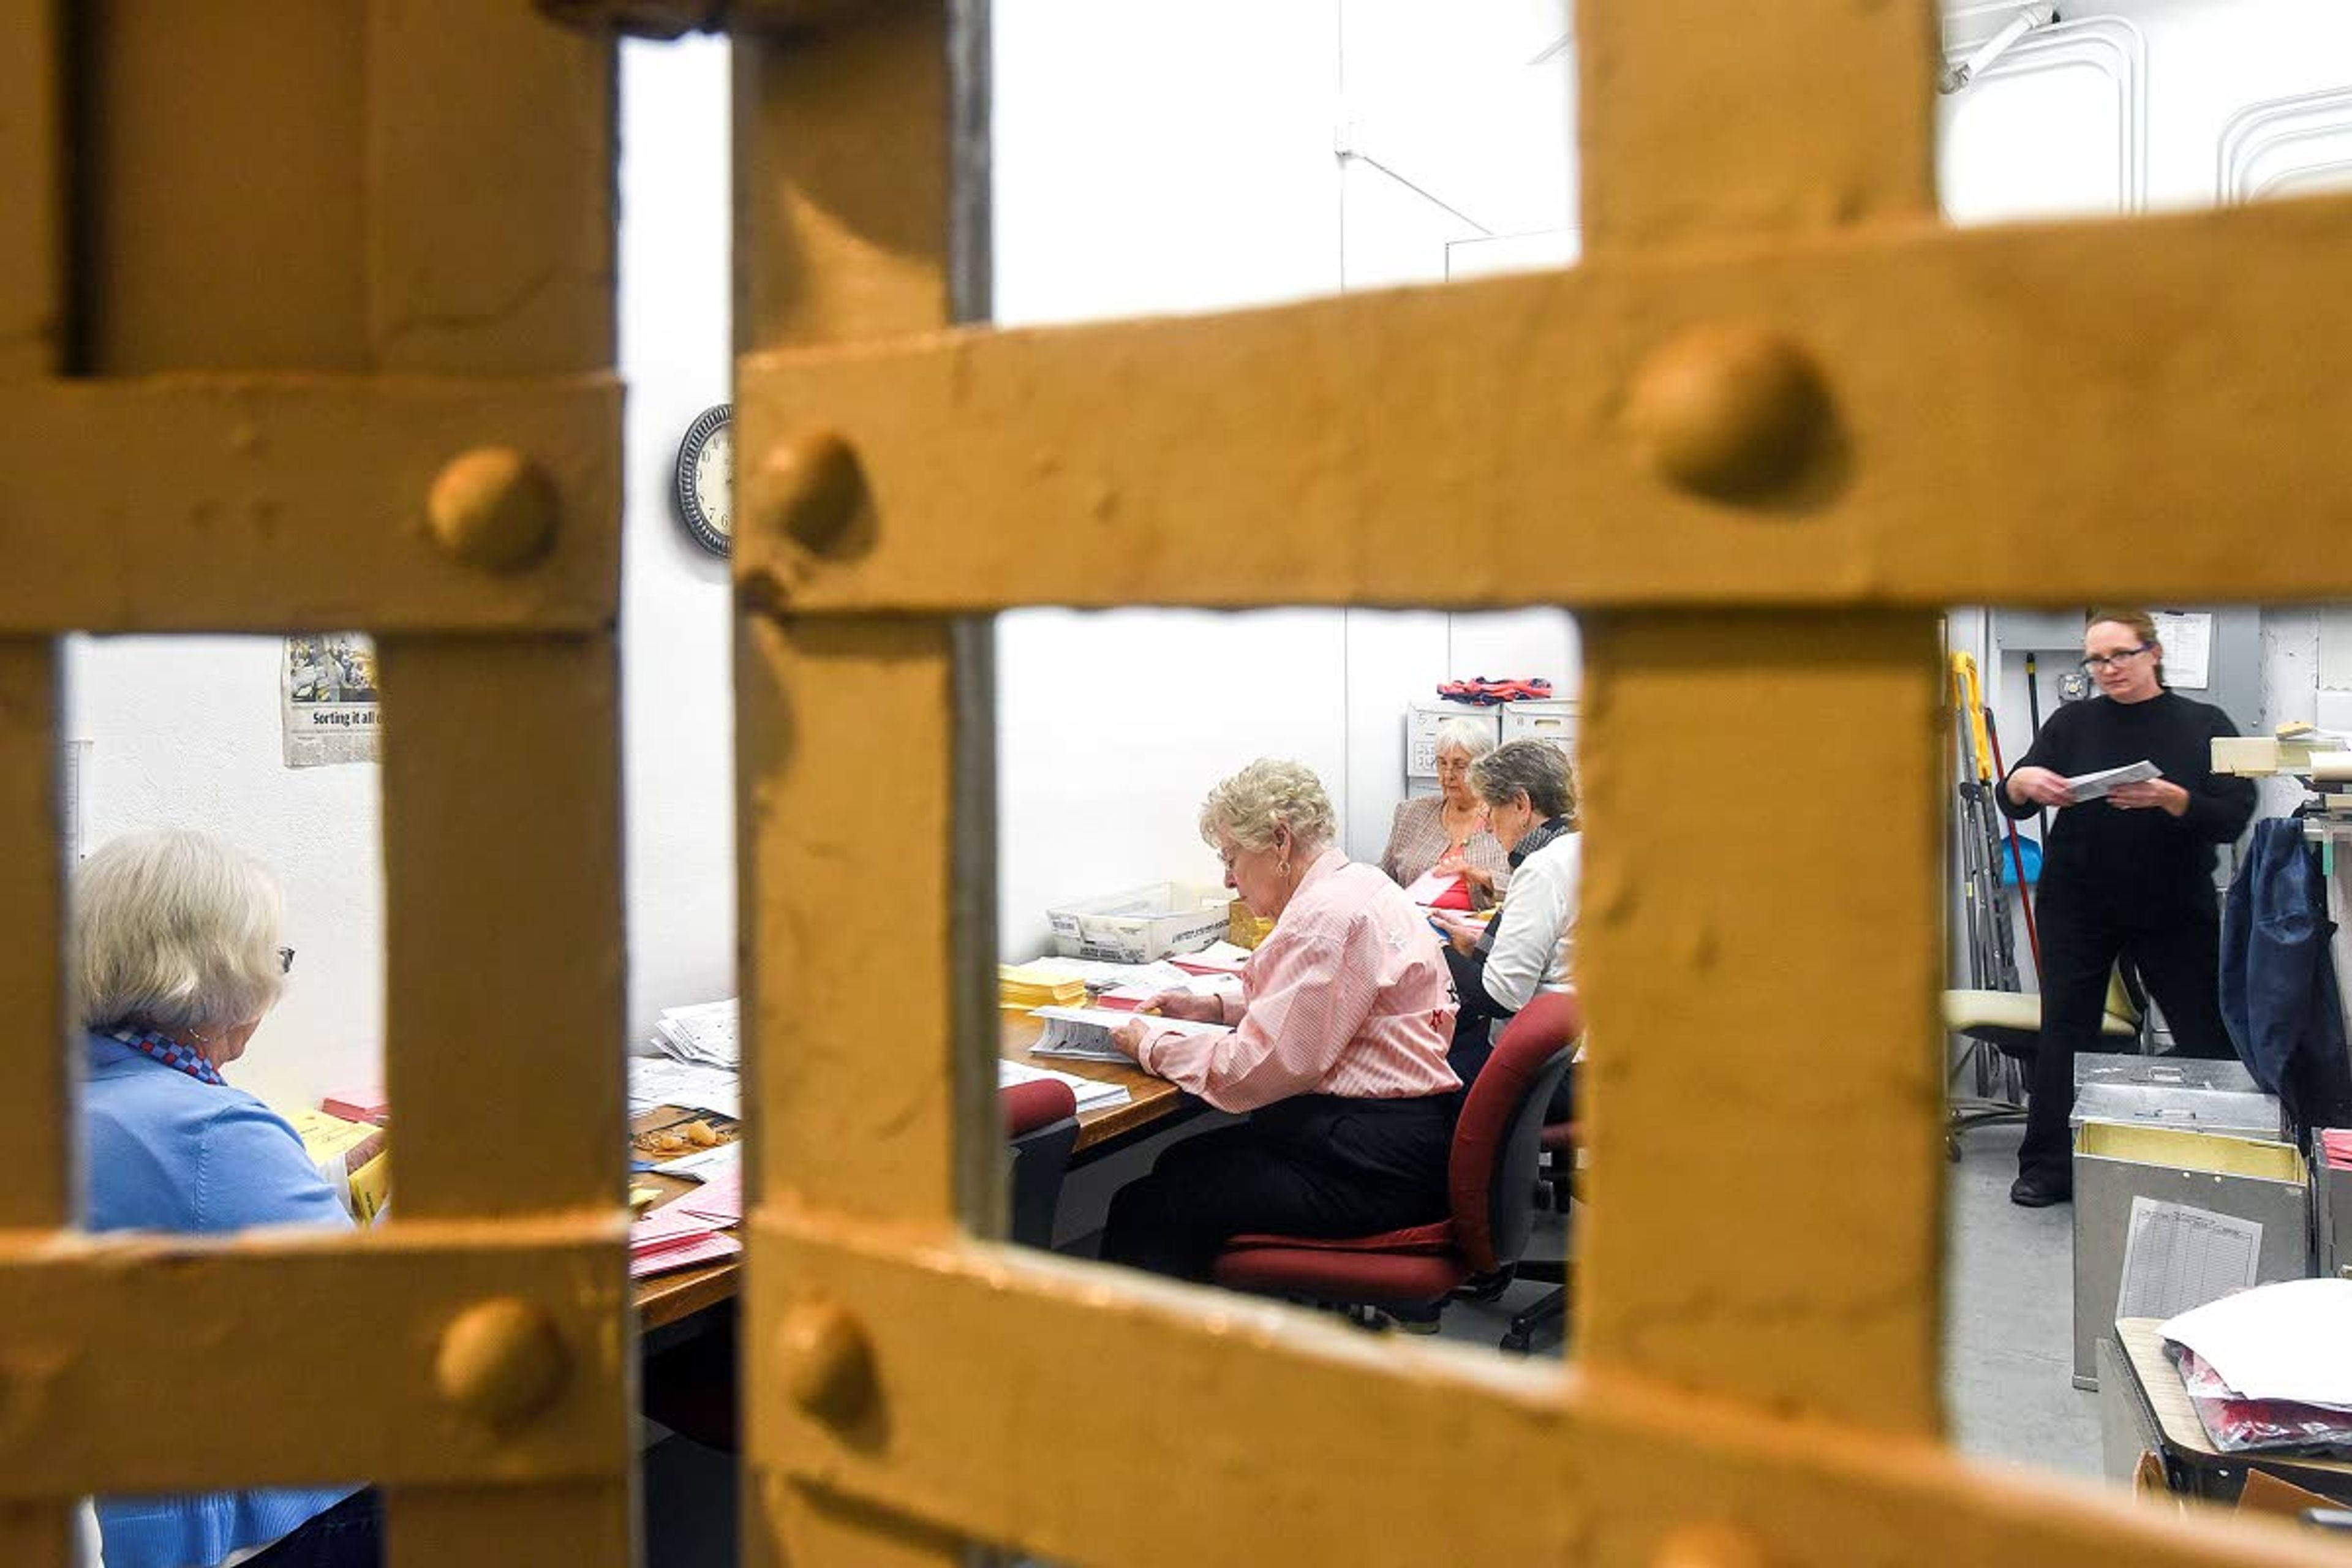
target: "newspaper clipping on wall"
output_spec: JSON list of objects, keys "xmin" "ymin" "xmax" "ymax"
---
[{"xmin": 282, "ymin": 633, "xmax": 382, "ymax": 767}]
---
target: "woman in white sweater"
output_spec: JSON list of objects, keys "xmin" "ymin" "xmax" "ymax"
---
[{"xmin": 1431, "ymin": 739, "xmax": 1579, "ymax": 1085}]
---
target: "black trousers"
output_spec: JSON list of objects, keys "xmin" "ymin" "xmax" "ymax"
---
[
  {"xmin": 244, "ymin": 1486, "xmax": 383, "ymax": 1568},
  {"xmin": 1101, "ymin": 1095, "xmax": 1454, "ymax": 1283},
  {"xmin": 2021, "ymin": 876, "xmax": 2233, "ymax": 1182}
]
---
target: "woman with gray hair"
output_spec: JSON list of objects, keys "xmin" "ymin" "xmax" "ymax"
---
[
  {"xmin": 75, "ymin": 829, "xmax": 382, "ymax": 1568},
  {"xmin": 1101, "ymin": 760, "xmax": 1461, "ymax": 1285},
  {"xmin": 1432, "ymin": 740, "xmax": 1581, "ymax": 1086},
  {"xmin": 1379, "ymin": 717, "xmax": 1510, "ymax": 909}
]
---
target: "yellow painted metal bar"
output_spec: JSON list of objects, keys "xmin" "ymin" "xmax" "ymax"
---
[
  {"xmin": 0, "ymin": 377, "xmax": 619, "ymax": 634},
  {"xmin": 0, "ymin": 1506, "xmax": 74, "ymax": 1568},
  {"xmin": 1575, "ymin": 612, "xmax": 1948, "ymax": 1433},
  {"xmin": 0, "ymin": 1221, "xmax": 624, "ymax": 1496},
  {"xmin": 757, "ymin": 1216, "xmax": 2340, "ymax": 1568},
  {"xmin": 379, "ymin": 636, "xmax": 627, "ymax": 1220},
  {"xmin": 739, "ymin": 196, "xmax": 2352, "ymax": 614},
  {"xmin": 364, "ymin": 11, "xmax": 630, "ymax": 1564},
  {"xmin": 0, "ymin": 0, "xmax": 61, "ymax": 382},
  {"xmin": 736, "ymin": 7, "xmax": 979, "ymax": 1566},
  {"xmin": 1580, "ymin": 0, "xmax": 1936, "ymax": 252},
  {"xmin": 737, "ymin": 615, "xmax": 967, "ymax": 1223},
  {"xmin": 366, "ymin": 0, "xmax": 616, "ymax": 376},
  {"xmin": 1569, "ymin": 1, "xmax": 1947, "ymax": 1439},
  {"xmin": 0, "ymin": 642, "xmax": 67, "ymax": 1230}
]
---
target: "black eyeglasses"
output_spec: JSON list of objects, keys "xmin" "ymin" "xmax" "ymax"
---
[
  {"xmin": 277, "ymin": 946, "xmax": 296, "ymax": 974},
  {"xmin": 2079, "ymin": 644, "xmax": 2154, "ymax": 674}
]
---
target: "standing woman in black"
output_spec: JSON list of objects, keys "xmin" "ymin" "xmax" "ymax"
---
[{"xmin": 1999, "ymin": 608, "xmax": 2256, "ymax": 1207}]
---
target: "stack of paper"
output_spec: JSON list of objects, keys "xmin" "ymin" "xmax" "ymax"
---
[
  {"xmin": 630, "ymin": 1177, "xmax": 745, "ymax": 1280},
  {"xmin": 998, "ymin": 962, "xmax": 1090, "ymax": 1011},
  {"xmin": 2162, "ymin": 1278, "xmax": 2352, "ymax": 1452},
  {"xmin": 2320, "ymin": 1129, "xmax": 2352, "ymax": 1169},
  {"xmin": 1000, "ymin": 1057, "xmax": 1131, "ymax": 1115},
  {"xmin": 320, "ymin": 1085, "xmax": 388, "ymax": 1125},
  {"xmin": 629, "ymin": 1056, "xmax": 741, "ymax": 1118},
  {"xmin": 650, "ymin": 998, "xmax": 739, "ymax": 1068},
  {"xmin": 2064, "ymin": 760, "xmax": 2161, "ymax": 801},
  {"xmin": 1030, "ymin": 1005, "xmax": 1231, "ymax": 1065},
  {"xmin": 1167, "ymin": 941, "xmax": 1253, "ymax": 978}
]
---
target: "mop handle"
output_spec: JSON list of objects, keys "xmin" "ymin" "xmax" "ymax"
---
[{"xmin": 1949, "ymin": 653, "xmax": 1994, "ymax": 783}]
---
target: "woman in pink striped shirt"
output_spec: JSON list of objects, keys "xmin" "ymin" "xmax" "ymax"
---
[{"xmin": 1101, "ymin": 760, "xmax": 1461, "ymax": 1284}]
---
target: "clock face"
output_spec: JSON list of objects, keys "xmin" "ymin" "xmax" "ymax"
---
[{"xmin": 674, "ymin": 404, "xmax": 734, "ymax": 557}]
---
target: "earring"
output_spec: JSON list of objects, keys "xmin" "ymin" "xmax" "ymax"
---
[{"xmin": 1278, "ymin": 860, "xmax": 1291, "ymax": 878}]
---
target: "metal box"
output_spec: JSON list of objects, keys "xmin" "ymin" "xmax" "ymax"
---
[
  {"xmin": 2071, "ymin": 1121, "xmax": 2309, "ymax": 1391},
  {"xmin": 2073, "ymin": 1052, "xmax": 2260, "ymax": 1095},
  {"xmin": 2068, "ymin": 1081, "xmax": 2284, "ymax": 1141},
  {"xmin": 2313, "ymin": 1131, "xmax": 2352, "ymax": 1281}
]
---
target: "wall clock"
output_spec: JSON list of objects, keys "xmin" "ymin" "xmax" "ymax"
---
[{"xmin": 674, "ymin": 402, "xmax": 733, "ymax": 557}]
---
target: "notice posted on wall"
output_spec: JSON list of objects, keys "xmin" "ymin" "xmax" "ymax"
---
[
  {"xmin": 2151, "ymin": 610, "xmax": 2214, "ymax": 691},
  {"xmin": 282, "ymin": 633, "xmax": 382, "ymax": 768}
]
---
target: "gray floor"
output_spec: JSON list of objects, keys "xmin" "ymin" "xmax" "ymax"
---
[{"xmin": 1943, "ymin": 1120, "xmax": 2107, "ymax": 1482}]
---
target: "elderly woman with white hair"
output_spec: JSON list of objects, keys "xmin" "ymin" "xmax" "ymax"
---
[
  {"xmin": 1102, "ymin": 760, "xmax": 1461, "ymax": 1283},
  {"xmin": 1379, "ymin": 717, "xmax": 1510, "ymax": 910},
  {"xmin": 75, "ymin": 829, "xmax": 381, "ymax": 1568}
]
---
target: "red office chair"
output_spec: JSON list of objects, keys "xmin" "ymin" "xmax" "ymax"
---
[
  {"xmin": 1003, "ymin": 1077, "xmax": 1080, "ymax": 1250},
  {"xmin": 1209, "ymin": 993, "xmax": 1581, "ymax": 1333}
]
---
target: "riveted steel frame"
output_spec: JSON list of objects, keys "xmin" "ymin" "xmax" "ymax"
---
[
  {"xmin": 730, "ymin": 1, "xmax": 2351, "ymax": 1566},
  {"xmin": 0, "ymin": 6, "xmax": 630, "ymax": 1566}
]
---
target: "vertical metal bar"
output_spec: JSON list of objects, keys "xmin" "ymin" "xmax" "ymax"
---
[
  {"xmin": 736, "ymin": 4, "xmax": 978, "ymax": 1563},
  {"xmin": 1569, "ymin": 2, "xmax": 1947, "ymax": 1437},
  {"xmin": 0, "ymin": 643, "xmax": 67, "ymax": 1230},
  {"xmin": 1577, "ymin": 612, "xmax": 1950, "ymax": 1434},
  {"xmin": 1580, "ymin": 0, "xmax": 1937, "ymax": 254},
  {"xmin": 368, "ymin": 10, "xmax": 629, "ymax": 1565}
]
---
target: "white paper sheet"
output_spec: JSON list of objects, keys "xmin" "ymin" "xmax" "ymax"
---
[
  {"xmin": 2152, "ymin": 610, "xmax": 2213, "ymax": 690},
  {"xmin": 2115, "ymin": 1196, "xmax": 2261, "ymax": 1324},
  {"xmin": 628, "ymin": 1057, "xmax": 741, "ymax": 1118},
  {"xmin": 2162, "ymin": 1277, "xmax": 2352, "ymax": 1408},
  {"xmin": 2064, "ymin": 759, "xmax": 2160, "ymax": 801}
]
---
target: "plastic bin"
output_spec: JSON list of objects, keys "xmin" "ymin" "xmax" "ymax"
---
[{"xmin": 1047, "ymin": 883, "xmax": 1232, "ymax": 963}]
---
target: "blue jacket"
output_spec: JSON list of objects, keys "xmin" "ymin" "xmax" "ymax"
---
[
  {"xmin": 82, "ymin": 1032, "xmax": 361, "ymax": 1568},
  {"xmin": 2219, "ymin": 822, "xmax": 2352, "ymax": 1138}
]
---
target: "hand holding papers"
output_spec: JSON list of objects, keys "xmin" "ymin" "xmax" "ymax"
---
[
  {"xmin": 1032, "ymin": 1005, "xmax": 1231, "ymax": 1064},
  {"xmin": 2064, "ymin": 759, "xmax": 2161, "ymax": 802}
]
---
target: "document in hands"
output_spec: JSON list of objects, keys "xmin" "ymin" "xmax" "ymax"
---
[
  {"xmin": 2065, "ymin": 759, "xmax": 2160, "ymax": 801},
  {"xmin": 1030, "ymin": 1005, "xmax": 1231, "ymax": 1064}
]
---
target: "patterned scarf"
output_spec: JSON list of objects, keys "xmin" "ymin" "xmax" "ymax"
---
[
  {"xmin": 1477, "ymin": 816, "xmax": 1578, "ymax": 959},
  {"xmin": 108, "ymin": 1027, "xmax": 227, "ymax": 1087}
]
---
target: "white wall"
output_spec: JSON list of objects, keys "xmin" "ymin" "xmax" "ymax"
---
[
  {"xmin": 617, "ymin": 37, "xmax": 737, "ymax": 1043},
  {"xmin": 989, "ymin": 1, "xmax": 1579, "ymax": 959},
  {"xmin": 65, "ymin": 635, "xmax": 387, "ymax": 1113},
  {"xmin": 61, "ymin": 37, "xmax": 741, "ymax": 1109}
]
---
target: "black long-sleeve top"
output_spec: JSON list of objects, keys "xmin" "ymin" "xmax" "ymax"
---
[{"xmin": 1998, "ymin": 690, "xmax": 2255, "ymax": 908}]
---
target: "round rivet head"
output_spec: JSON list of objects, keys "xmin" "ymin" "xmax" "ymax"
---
[
  {"xmin": 1625, "ymin": 323, "xmax": 1829, "ymax": 500},
  {"xmin": 435, "ymin": 1297, "xmax": 570, "ymax": 1431},
  {"xmin": 1653, "ymin": 1523, "xmax": 1769, "ymax": 1568},
  {"xmin": 763, "ymin": 431, "xmax": 867, "ymax": 557},
  {"xmin": 428, "ymin": 447, "xmax": 558, "ymax": 571},
  {"xmin": 778, "ymin": 1298, "xmax": 874, "ymax": 1424}
]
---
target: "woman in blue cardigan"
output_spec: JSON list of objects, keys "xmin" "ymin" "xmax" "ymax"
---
[{"xmin": 75, "ymin": 829, "xmax": 380, "ymax": 1568}]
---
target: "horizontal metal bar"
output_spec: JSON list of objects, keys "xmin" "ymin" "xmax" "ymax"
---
[
  {"xmin": 738, "ymin": 195, "xmax": 2352, "ymax": 612},
  {"xmin": 745, "ymin": 1213, "xmax": 2315, "ymax": 1568},
  {"xmin": 0, "ymin": 1218, "xmax": 627, "ymax": 1497},
  {"xmin": 0, "ymin": 374, "xmax": 618, "ymax": 633}
]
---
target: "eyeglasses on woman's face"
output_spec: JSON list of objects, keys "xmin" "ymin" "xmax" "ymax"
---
[
  {"xmin": 2079, "ymin": 644, "xmax": 2154, "ymax": 674},
  {"xmin": 277, "ymin": 946, "xmax": 296, "ymax": 974}
]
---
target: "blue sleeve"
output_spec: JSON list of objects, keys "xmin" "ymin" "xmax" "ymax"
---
[{"xmin": 191, "ymin": 1099, "xmax": 354, "ymax": 1235}]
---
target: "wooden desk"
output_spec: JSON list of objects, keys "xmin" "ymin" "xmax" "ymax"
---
[
  {"xmin": 631, "ymin": 1105, "xmax": 742, "ymax": 1332},
  {"xmin": 2112, "ymin": 1317, "xmax": 2352, "ymax": 1504},
  {"xmin": 997, "ymin": 1011, "xmax": 1195, "ymax": 1154},
  {"xmin": 630, "ymin": 1018, "xmax": 1194, "ymax": 1329}
]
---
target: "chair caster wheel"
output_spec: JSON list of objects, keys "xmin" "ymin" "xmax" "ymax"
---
[{"xmin": 1500, "ymin": 1330, "xmax": 1532, "ymax": 1355}]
